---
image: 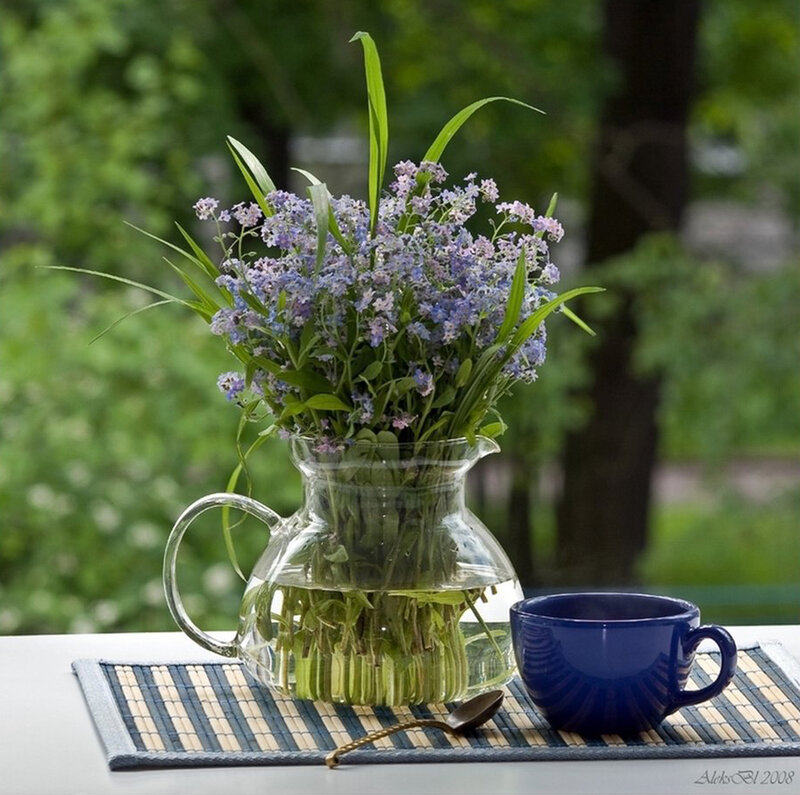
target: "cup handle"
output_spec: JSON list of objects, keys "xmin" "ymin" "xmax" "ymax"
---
[
  {"xmin": 669, "ymin": 625, "xmax": 738, "ymax": 711},
  {"xmin": 162, "ymin": 492, "xmax": 282, "ymax": 658}
]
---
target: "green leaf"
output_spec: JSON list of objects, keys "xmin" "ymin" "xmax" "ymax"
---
[
  {"xmin": 359, "ymin": 360, "xmax": 384, "ymax": 381},
  {"xmin": 389, "ymin": 376, "xmax": 418, "ymax": 399},
  {"xmin": 448, "ymin": 287, "xmax": 603, "ymax": 437},
  {"xmin": 161, "ymin": 256, "xmax": 224, "ymax": 314},
  {"xmin": 276, "ymin": 370, "xmax": 330, "ymax": 393},
  {"xmin": 227, "ymin": 135, "xmax": 277, "ymax": 194},
  {"xmin": 308, "ymin": 182, "xmax": 330, "ymax": 277},
  {"xmin": 510, "ymin": 286, "xmax": 604, "ymax": 349},
  {"xmin": 89, "ymin": 299, "xmax": 176, "ymax": 343},
  {"xmin": 561, "ymin": 306, "xmax": 597, "ymax": 336},
  {"xmin": 423, "ymin": 97, "xmax": 544, "ymax": 164},
  {"xmin": 326, "ymin": 206, "xmax": 354, "ymax": 255},
  {"xmin": 449, "ymin": 344, "xmax": 503, "ymax": 422},
  {"xmin": 292, "ymin": 169, "xmax": 353, "ymax": 254},
  {"xmin": 251, "ymin": 357, "xmax": 331, "ymax": 393},
  {"xmin": 323, "ymin": 545, "xmax": 349, "ymax": 563},
  {"xmin": 291, "ymin": 166, "xmax": 322, "ymax": 185},
  {"xmin": 238, "ymin": 291, "xmax": 270, "ymax": 317},
  {"xmin": 376, "ymin": 429, "xmax": 399, "ymax": 461},
  {"xmin": 222, "ymin": 462, "xmax": 249, "ymax": 581},
  {"xmin": 431, "ymin": 384, "xmax": 456, "ymax": 408},
  {"xmin": 376, "ymin": 430, "xmax": 398, "ymax": 445},
  {"xmin": 533, "ymin": 193, "xmax": 560, "ymax": 240},
  {"xmin": 478, "ymin": 421, "xmax": 507, "ymax": 438},
  {"xmin": 455, "ymin": 358, "xmax": 473, "ymax": 388},
  {"xmin": 417, "ymin": 415, "xmax": 452, "ymax": 443},
  {"xmin": 174, "ymin": 222, "xmax": 221, "ymax": 281},
  {"xmin": 304, "ymin": 393, "xmax": 351, "ymax": 411},
  {"xmin": 277, "ymin": 400, "xmax": 307, "ymax": 420},
  {"xmin": 43, "ymin": 266, "xmax": 193, "ymax": 308},
  {"xmin": 354, "ymin": 427, "xmax": 378, "ymax": 444},
  {"xmin": 226, "ymin": 142, "xmax": 273, "ymax": 219},
  {"xmin": 350, "ymin": 31, "xmax": 389, "ymax": 236},
  {"xmin": 495, "ymin": 246, "xmax": 527, "ymax": 344},
  {"xmin": 125, "ymin": 221, "xmax": 219, "ymax": 279},
  {"xmin": 298, "ymin": 323, "xmax": 319, "ymax": 365},
  {"xmin": 391, "ymin": 590, "xmax": 467, "ymax": 606},
  {"xmin": 245, "ymin": 358, "xmax": 258, "ymax": 387},
  {"xmin": 221, "ymin": 426, "xmax": 271, "ymax": 581},
  {"xmin": 348, "ymin": 590, "xmax": 374, "ymax": 610}
]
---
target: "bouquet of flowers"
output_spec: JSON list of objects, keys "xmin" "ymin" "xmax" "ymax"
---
[{"xmin": 72, "ymin": 33, "xmax": 600, "ymax": 704}]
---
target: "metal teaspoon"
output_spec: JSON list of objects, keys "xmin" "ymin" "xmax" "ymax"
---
[{"xmin": 325, "ymin": 689, "xmax": 504, "ymax": 768}]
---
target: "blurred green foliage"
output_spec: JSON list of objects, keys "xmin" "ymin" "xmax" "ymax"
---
[
  {"xmin": 640, "ymin": 489, "xmax": 800, "ymax": 589},
  {"xmin": 0, "ymin": 267, "xmax": 300, "ymax": 633},
  {"xmin": 0, "ymin": 0, "xmax": 798, "ymax": 633},
  {"xmin": 0, "ymin": 0, "xmax": 215, "ymax": 275},
  {"xmin": 695, "ymin": 0, "xmax": 800, "ymax": 211},
  {"xmin": 592, "ymin": 236, "xmax": 800, "ymax": 462}
]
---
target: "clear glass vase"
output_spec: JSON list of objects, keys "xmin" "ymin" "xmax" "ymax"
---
[{"xmin": 164, "ymin": 435, "xmax": 522, "ymax": 706}]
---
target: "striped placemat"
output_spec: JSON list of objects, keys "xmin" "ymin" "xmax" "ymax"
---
[{"xmin": 73, "ymin": 645, "xmax": 800, "ymax": 769}]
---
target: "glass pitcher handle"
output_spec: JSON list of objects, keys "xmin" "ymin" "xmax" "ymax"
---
[{"xmin": 163, "ymin": 492, "xmax": 281, "ymax": 658}]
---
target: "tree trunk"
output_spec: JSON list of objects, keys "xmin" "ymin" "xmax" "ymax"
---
[
  {"xmin": 238, "ymin": 102, "xmax": 291, "ymax": 190},
  {"xmin": 555, "ymin": 0, "xmax": 700, "ymax": 585}
]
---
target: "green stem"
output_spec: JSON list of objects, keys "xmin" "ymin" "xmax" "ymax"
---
[{"xmin": 463, "ymin": 588, "xmax": 505, "ymax": 664}]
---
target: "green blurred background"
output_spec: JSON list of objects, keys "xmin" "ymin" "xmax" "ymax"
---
[{"xmin": 1, "ymin": 0, "xmax": 798, "ymax": 635}]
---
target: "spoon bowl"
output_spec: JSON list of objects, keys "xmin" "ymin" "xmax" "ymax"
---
[{"xmin": 445, "ymin": 689, "xmax": 505, "ymax": 732}]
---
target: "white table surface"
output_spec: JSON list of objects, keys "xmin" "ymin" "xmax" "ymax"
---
[{"xmin": 1, "ymin": 627, "xmax": 799, "ymax": 795}]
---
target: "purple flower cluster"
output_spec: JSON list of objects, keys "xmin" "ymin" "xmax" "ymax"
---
[
  {"xmin": 217, "ymin": 371, "xmax": 246, "ymax": 402},
  {"xmin": 195, "ymin": 161, "xmax": 564, "ymax": 438}
]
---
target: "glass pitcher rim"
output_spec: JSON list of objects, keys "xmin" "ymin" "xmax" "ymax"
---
[{"xmin": 289, "ymin": 434, "xmax": 501, "ymax": 455}]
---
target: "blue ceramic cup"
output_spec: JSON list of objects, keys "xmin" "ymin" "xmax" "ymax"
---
[{"xmin": 510, "ymin": 592, "xmax": 737, "ymax": 735}]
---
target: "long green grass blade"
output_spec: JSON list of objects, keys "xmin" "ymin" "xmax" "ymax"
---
[
  {"xmin": 221, "ymin": 458, "xmax": 248, "ymax": 581},
  {"xmin": 327, "ymin": 207, "xmax": 353, "ymax": 255},
  {"xmin": 44, "ymin": 266, "xmax": 192, "ymax": 307},
  {"xmin": 161, "ymin": 256, "xmax": 225, "ymax": 313},
  {"xmin": 308, "ymin": 182, "xmax": 330, "ymax": 277},
  {"xmin": 447, "ymin": 344, "xmax": 504, "ymax": 435},
  {"xmin": 125, "ymin": 221, "xmax": 217, "ymax": 277},
  {"xmin": 89, "ymin": 299, "xmax": 176, "ymax": 343},
  {"xmin": 494, "ymin": 246, "xmax": 527, "ymax": 344},
  {"xmin": 561, "ymin": 306, "xmax": 597, "ymax": 336},
  {"xmin": 350, "ymin": 32, "xmax": 388, "ymax": 235},
  {"xmin": 449, "ymin": 286, "xmax": 604, "ymax": 436},
  {"xmin": 510, "ymin": 286, "xmax": 604, "ymax": 349},
  {"xmin": 227, "ymin": 135, "xmax": 277, "ymax": 194},
  {"xmin": 291, "ymin": 166, "xmax": 322, "ymax": 185},
  {"xmin": 227, "ymin": 145, "xmax": 273, "ymax": 219},
  {"xmin": 175, "ymin": 222, "xmax": 222, "ymax": 281},
  {"xmin": 291, "ymin": 168, "xmax": 353, "ymax": 255},
  {"xmin": 423, "ymin": 97, "xmax": 544, "ymax": 164},
  {"xmin": 222, "ymin": 424, "xmax": 271, "ymax": 582}
]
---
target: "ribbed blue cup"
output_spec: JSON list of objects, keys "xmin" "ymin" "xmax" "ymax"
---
[{"xmin": 510, "ymin": 593, "xmax": 737, "ymax": 735}]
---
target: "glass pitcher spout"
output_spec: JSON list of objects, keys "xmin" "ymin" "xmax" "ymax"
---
[{"xmin": 474, "ymin": 435, "xmax": 501, "ymax": 460}]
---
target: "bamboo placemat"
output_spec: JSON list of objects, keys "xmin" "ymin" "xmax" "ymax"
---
[{"xmin": 73, "ymin": 644, "xmax": 800, "ymax": 769}]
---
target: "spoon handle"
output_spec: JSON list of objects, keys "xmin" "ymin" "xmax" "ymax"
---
[{"xmin": 325, "ymin": 718, "xmax": 451, "ymax": 768}]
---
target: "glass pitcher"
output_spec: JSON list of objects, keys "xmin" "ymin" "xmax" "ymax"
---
[{"xmin": 163, "ymin": 435, "xmax": 522, "ymax": 706}]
